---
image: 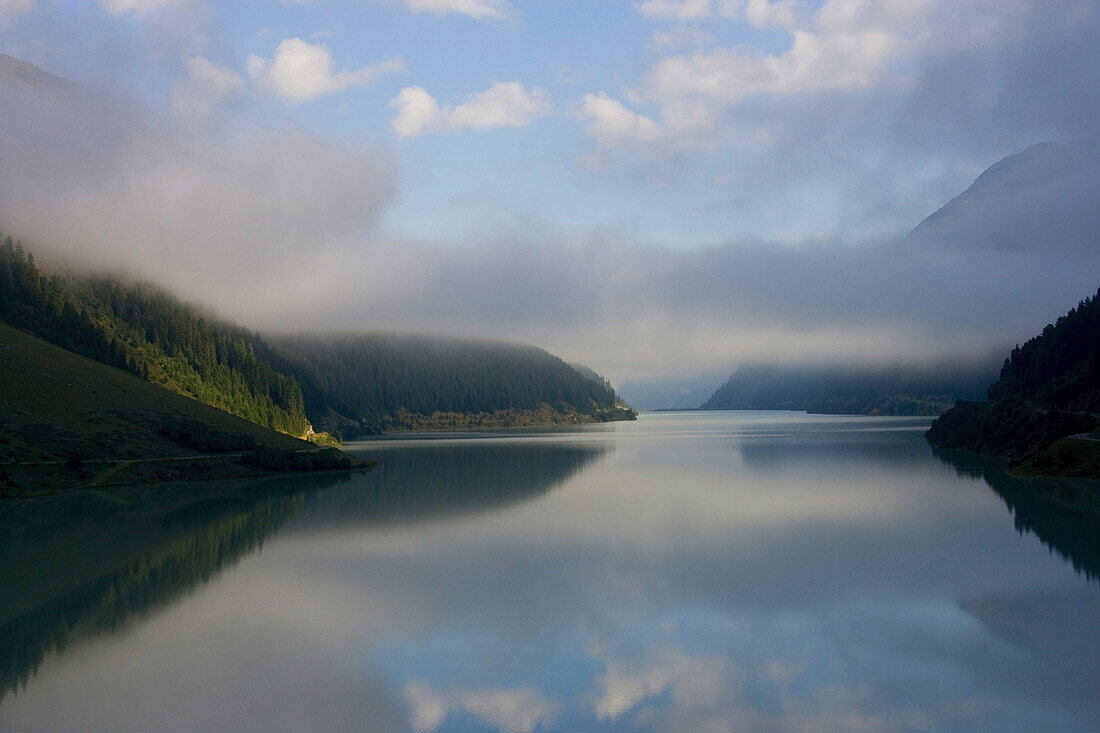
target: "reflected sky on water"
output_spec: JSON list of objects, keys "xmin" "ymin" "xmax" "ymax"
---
[{"xmin": 1, "ymin": 412, "xmax": 1098, "ymax": 732}]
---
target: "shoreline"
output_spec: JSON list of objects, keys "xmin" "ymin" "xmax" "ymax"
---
[
  {"xmin": 341, "ymin": 405, "xmax": 637, "ymax": 437},
  {"xmin": 0, "ymin": 448, "xmax": 374, "ymax": 499}
]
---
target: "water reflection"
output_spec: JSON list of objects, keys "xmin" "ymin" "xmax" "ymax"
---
[
  {"xmin": 931, "ymin": 447, "xmax": 1100, "ymax": 583},
  {"xmin": 1, "ymin": 414, "xmax": 1099, "ymax": 732},
  {"xmin": 0, "ymin": 441, "xmax": 610, "ymax": 706},
  {"xmin": 0, "ymin": 473, "xmax": 351, "ymax": 700},
  {"xmin": 738, "ymin": 415, "xmax": 934, "ymax": 471},
  {"xmin": 292, "ymin": 441, "xmax": 611, "ymax": 529},
  {"xmin": 924, "ymin": 448, "xmax": 1100, "ymax": 723}
]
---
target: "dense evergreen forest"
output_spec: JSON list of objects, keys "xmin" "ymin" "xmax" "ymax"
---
[
  {"xmin": 927, "ymin": 288, "xmax": 1100, "ymax": 476},
  {"xmin": 0, "ymin": 236, "xmax": 310, "ymax": 437},
  {"xmin": 701, "ymin": 362, "xmax": 994, "ymax": 416},
  {"xmin": 271, "ymin": 335, "xmax": 632, "ymax": 436},
  {"xmin": 0, "ymin": 235, "xmax": 632, "ymax": 440}
]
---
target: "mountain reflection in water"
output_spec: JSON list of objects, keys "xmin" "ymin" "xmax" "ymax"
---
[
  {"xmin": 0, "ymin": 441, "xmax": 611, "ymax": 701},
  {"xmin": 932, "ymin": 447, "xmax": 1100, "ymax": 583},
  {"xmin": 0, "ymin": 474, "xmax": 348, "ymax": 699},
  {"xmin": 1, "ymin": 414, "xmax": 1098, "ymax": 732}
]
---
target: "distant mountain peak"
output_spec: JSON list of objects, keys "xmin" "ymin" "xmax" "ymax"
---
[
  {"xmin": 0, "ymin": 53, "xmax": 83, "ymax": 101},
  {"xmin": 908, "ymin": 139, "xmax": 1100, "ymax": 253}
]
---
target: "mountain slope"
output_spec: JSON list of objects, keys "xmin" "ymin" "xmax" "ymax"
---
[
  {"xmin": 908, "ymin": 139, "xmax": 1100, "ymax": 254},
  {"xmin": 700, "ymin": 139, "xmax": 1100, "ymax": 418},
  {"xmin": 701, "ymin": 361, "xmax": 995, "ymax": 416},
  {"xmin": 926, "ymin": 288, "xmax": 1100, "ymax": 477},
  {"xmin": 270, "ymin": 334, "xmax": 635, "ymax": 436},
  {"xmin": 0, "ymin": 321, "xmax": 342, "ymax": 494},
  {"xmin": 0, "ymin": 236, "xmax": 314, "ymax": 438},
  {"xmin": 0, "ymin": 53, "xmax": 85, "ymax": 102},
  {"xmin": 2, "ymin": 234, "xmax": 632, "ymax": 440},
  {"xmin": 617, "ymin": 370, "xmax": 731, "ymax": 411}
]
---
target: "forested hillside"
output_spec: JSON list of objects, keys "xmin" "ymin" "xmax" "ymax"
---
[
  {"xmin": 271, "ymin": 335, "xmax": 634, "ymax": 436},
  {"xmin": 1, "ymin": 235, "xmax": 632, "ymax": 440},
  {"xmin": 985, "ymin": 289, "xmax": 1100, "ymax": 412},
  {"xmin": 0, "ymin": 320, "xmax": 361, "ymax": 494},
  {"xmin": 0, "ymin": 236, "xmax": 310, "ymax": 437},
  {"xmin": 927, "ymin": 288, "xmax": 1100, "ymax": 476},
  {"xmin": 701, "ymin": 361, "xmax": 994, "ymax": 416}
]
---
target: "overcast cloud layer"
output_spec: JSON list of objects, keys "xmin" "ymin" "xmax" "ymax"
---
[{"xmin": 0, "ymin": 0, "xmax": 1098, "ymax": 384}]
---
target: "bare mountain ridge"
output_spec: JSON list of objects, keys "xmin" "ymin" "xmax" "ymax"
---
[
  {"xmin": 908, "ymin": 139, "xmax": 1100, "ymax": 253},
  {"xmin": 698, "ymin": 141, "xmax": 1100, "ymax": 414},
  {"xmin": 0, "ymin": 53, "xmax": 85, "ymax": 100}
]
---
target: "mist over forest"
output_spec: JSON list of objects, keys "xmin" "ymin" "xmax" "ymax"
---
[{"xmin": 1, "ymin": 1, "xmax": 1099, "ymax": 389}]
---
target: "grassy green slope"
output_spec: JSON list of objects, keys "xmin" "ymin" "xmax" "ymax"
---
[
  {"xmin": 0, "ymin": 237, "xmax": 314, "ymax": 439},
  {"xmin": 0, "ymin": 322, "xmax": 328, "ymax": 492}
]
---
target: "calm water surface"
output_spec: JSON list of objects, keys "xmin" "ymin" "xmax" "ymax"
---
[{"xmin": 2, "ymin": 411, "xmax": 1099, "ymax": 731}]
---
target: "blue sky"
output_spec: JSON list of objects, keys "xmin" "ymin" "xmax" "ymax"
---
[
  {"xmin": 1, "ymin": 0, "xmax": 1007, "ymax": 245},
  {"xmin": 1, "ymin": 0, "xmax": 1098, "ymax": 381},
  {"xmin": 219, "ymin": 1, "xmax": 824, "ymax": 246}
]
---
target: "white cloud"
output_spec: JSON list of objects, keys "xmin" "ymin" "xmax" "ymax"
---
[
  {"xmin": 595, "ymin": 0, "xmax": 1039, "ymax": 157},
  {"xmin": 448, "ymin": 81, "xmax": 550, "ymax": 129},
  {"xmin": 638, "ymin": 28, "xmax": 897, "ymax": 108},
  {"xmin": 636, "ymin": 0, "xmax": 717, "ymax": 21},
  {"xmin": 635, "ymin": 0, "xmax": 805, "ymax": 26},
  {"xmin": 390, "ymin": 80, "xmax": 551, "ymax": 137},
  {"xmin": 171, "ymin": 56, "xmax": 246, "ymax": 124},
  {"xmin": 248, "ymin": 38, "xmax": 405, "ymax": 104},
  {"xmin": 6, "ymin": 21, "xmax": 1099, "ymax": 386},
  {"xmin": 461, "ymin": 688, "xmax": 559, "ymax": 733},
  {"xmin": 389, "ymin": 0, "xmax": 514, "ymax": 21},
  {"xmin": 743, "ymin": 0, "xmax": 805, "ymax": 30},
  {"xmin": 0, "ymin": 71, "xmax": 399, "ymax": 330},
  {"xmin": 390, "ymin": 86, "xmax": 441, "ymax": 138},
  {"xmin": 595, "ymin": 662, "xmax": 674, "ymax": 719},
  {"xmin": 404, "ymin": 680, "xmax": 559, "ymax": 733},
  {"xmin": 100, "ymin": 0, "xmax": 187, "ymax": 15},
  {"xmin": 579, "ymin": 92, "xmax": 661, "ymax": 146},
  {"xmin": 649, "ymin": 26, "xmax": 717, "ymax": 50},
  {"xmin": 595, "ymin": 648, "xmax": 728, "ymax": 721},
  {"xmin": 0, "ymin": 0, "xmax": 34, "ymax": 26},
  {"xmin": 96, "ymin": 0, "xmax": 212, "ymax": 57},
  {"xmin": 405, "ymin": 681, "xmax": 448, "ymax": 731}
]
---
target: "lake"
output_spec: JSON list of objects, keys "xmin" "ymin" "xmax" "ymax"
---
[{"xmin": 2, "ymin": 411, "xmax": 1099, "ymax": 732}]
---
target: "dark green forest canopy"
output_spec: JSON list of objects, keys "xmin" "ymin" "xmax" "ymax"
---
[
  {"xmin": 0, "ymin": 236, "xmax": 309, "ymax": 436},
  {"xmin": 986, "ymin": 287, "xmax": 1100, "ymax": 413},
  {"xmin": 0, "ymin": 235, "xmax": 630, "ymax": 439},
  {"xmin": 270, "ymin": 334, "xmax": 628, "ymax": 435},
  {"xmin": 927, "ymin": 287, "xmax": 1100, "ymax": 476}
]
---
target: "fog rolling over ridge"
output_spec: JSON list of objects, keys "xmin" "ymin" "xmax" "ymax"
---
[
  {"xmin": 617, "ymin": 369, "xmax": 733, "ymax": 412},
  {"xmin": 699, "ymin": 358, "xmax": 1001, "ymax": 416},
  {"xmin": 1, "ymin": 50, "xmax": 1098, "ymax": 387},
  {"xmin": 0, "ymin": 54, "xmax": 396, "ymax": 321},
  {"xmin": 907, "ymin": 140, "xmax": 1100, "ymax": 256}
]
